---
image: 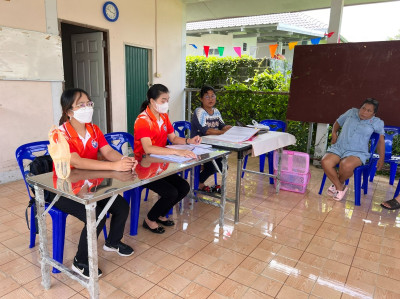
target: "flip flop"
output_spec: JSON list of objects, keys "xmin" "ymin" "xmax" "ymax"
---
[
  {"xmin": 327, "ymin": 184, "xmax": 337, "ymax": 196},
  {"xmin": 381, "ymin": 198, "xmax": 400, "ymax": 210}
]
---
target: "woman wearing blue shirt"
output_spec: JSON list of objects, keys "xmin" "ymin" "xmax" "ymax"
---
[
  {"xmin": 191, "ymin": 85, "xmax": 231, "ymax": 192},
  {"xmin": 321, "ymin": 98, "xmax": 385, "ymax": 201}
]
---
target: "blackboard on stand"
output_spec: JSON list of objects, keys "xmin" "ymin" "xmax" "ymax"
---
[{"xmin": 287, "ymin": 41, "xmax": 400, "ymax": 126}]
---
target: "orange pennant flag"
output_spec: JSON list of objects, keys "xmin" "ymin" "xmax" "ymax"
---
[
  {"xmin": 288, "ymin": 42, "xmax": 298, "ymax": 50},
  {"xmin": 269, "ymin": 44, "xmax": 278, "ymax": 58}
]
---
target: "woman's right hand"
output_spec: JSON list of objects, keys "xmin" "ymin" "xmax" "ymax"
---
[
  {"xmin": 331, "ymin": 132, "xmax": 338, "ymax": 145},
  {"xmin": 175, "ymin": 149, "xmax": 197, "ymax": 159}
]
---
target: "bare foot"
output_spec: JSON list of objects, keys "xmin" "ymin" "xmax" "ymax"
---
[{"xmin": 158, "ymin": 216, "xmax": 168, "ymax": 221}]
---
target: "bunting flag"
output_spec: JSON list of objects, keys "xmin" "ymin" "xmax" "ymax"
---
[
  {"xmin": 204, "ymin": 46, "xmax": 210, "ymax": 57},
  {"xmin": 269, "ymin": 44, "xmax": 278, "ymax": 58},
  {"xmin": 288, "ymin": 42, "xmax": 298, "ymax": 50},
  {"xmin": 233, "ymin": 46, "xmax": 242, "ymax": 57},
  {"xmin": 311, "ymin": 37, "xmax": 322, "ymax": 45},
  {"xmin": 218, "ymin": 47, "xmax": 224, "ymax": 56},
  {"xmin": 189, "ymin": 43, "xmax": 198, "ymax": 49},
  {"xmin": 324, "ymin": 32, "xmax": 335, "ymax": 38}
]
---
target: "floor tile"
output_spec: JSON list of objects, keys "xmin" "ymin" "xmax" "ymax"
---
[{"xmin": 1, "ymin": 162, "xmax": 400, "ymax": 298}]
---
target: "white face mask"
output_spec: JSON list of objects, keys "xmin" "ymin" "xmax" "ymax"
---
[
  {"xmin": 155, "ymin": 102, "xmax": 169, "ymax": 114},
  {"xmin": 73, "ymin": 107, "xmax": 94, "ymax": 124}
]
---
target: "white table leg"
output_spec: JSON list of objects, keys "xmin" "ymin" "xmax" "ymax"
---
[
  {"xmin": 219, "ymin": 155, "xmax": 228, "ymax": 227},
  {"xmin": 276, "ymin": 148, "xmax": 282, "ymax": 194},
  {"xmin": 34, "ymin": 186, "xmax": 51, "ymax": 290},
  {"xmin": 86, "ymin": 203, "xmax": 99, "ymax": 299},
  {"xmin": 235, "ymin": 154, "xmax": 244, "ymax": 223}
]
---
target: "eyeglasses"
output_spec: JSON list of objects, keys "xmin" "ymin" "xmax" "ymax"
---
[
  {"xmin": 204, "ymin": 95, "xmax": 216, "ymax": 100},
  {"xmin": 73, "ymin": 101, "xmax": 94, "ymax": 109}
]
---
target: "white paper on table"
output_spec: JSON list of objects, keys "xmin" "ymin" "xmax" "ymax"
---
[
  {"xmin": 203, "ymin": 126, "xmax": 259, "ymax": 143},
  {"xmin": 192, "ymin": 147, "xmax": 213, "ymax": 155},
  {"xmin": 150, "ymin": 154, "xmax": 193, "ymax": 163},
  {"xmin": 243, "ymin": 131, "xmax": 296, "ymax": 157},
  {"xmin": 166, "ymin": 144, "xmax": 213, "ymax": 155},
  {"xmin": 166, "ymin": 144, "xmax": 194, "ymax": 151}
]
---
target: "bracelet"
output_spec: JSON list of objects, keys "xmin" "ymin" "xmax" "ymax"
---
[
  {"xmin": 185, "ymin": 138, "xmax": 189, "ymax": 145},
  {"xmin": 121, "ymin": 156, "xmax": 128, "ymax": 160}
]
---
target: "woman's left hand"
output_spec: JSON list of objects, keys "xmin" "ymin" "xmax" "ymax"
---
[{"xmin": 189, "ymin": 136, "xmax": 202, "ymax": 145}]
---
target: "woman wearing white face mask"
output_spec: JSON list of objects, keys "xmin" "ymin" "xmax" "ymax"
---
[
  {"xmin": 54, "ymin": 88, "xmax": 137, "ymax": 279},
  {"xmin": 134, "ymin": 84, "xmax": 202, "ymax": 234}
]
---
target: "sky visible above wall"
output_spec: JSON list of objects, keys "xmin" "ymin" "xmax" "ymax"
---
[{"xmin": 304, "ymin": 1, "xmax": 400, "ymax": 42}]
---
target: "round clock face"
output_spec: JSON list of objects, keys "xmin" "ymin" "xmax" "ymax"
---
[{"xmin": 103, "ymin": 1, "xmax": 119, "ymax": 22}]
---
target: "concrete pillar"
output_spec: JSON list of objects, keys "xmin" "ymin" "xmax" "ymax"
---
[{"xmin": 45, "ymin": 0, "xmax": 63, "ymax": 126}]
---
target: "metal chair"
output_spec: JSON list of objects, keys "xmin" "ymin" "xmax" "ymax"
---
[
  {"xmin": 104, "ymin": 132, "xmax": 149, "ymax": 235},
  {"xmin": 318, "ymin": 132, "xmax": 380, "ymax": 206},
  {"xmin": 242, "ymin": 119, "xmax": 287, "ymax": 184},
  {"xmin": 369, "ymin": 126, "xmax": 400, "ymax": 185}
]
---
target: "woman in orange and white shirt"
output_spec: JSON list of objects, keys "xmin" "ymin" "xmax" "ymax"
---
[{"xmin": 134, "ymin": 84, "xmax": 201, "ymax": 234}]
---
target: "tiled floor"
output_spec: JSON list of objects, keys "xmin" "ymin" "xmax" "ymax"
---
[{"xmin": 1, "ymin": 156, "xmax": 400, "ymax": 298}]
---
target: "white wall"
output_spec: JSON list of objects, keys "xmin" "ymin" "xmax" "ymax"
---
[{"xmin": 0, "ymin": 0, "xmax": 185, "ymax": 183}]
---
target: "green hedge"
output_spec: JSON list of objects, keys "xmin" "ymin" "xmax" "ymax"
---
[
  {"xmin": 186, "ymin": 55, "xmax": 400, "ymax": 177},
  {"xmin": 186, "ymin": 55, "xmax": 264, "ymax": 88}
]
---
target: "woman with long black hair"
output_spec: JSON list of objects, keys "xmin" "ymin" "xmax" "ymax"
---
[{"xmin": 134, "ymin": 84, "xmax": 201, "ymax": 234}]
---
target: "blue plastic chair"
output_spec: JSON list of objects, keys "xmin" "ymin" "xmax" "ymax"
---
[
  {"xmin": 369, "ymin": 126, "xmax": 400, "ymax": 185},
  {"xmin": 104, "ymin": 132, "xmax": 149, "ymax": 235},
  {"xmin": 15, "ymin": 142, "xmax": 64, "ymax": 273},
  {"xmin": 172, "ymin": 121, "xmax": 218, "ymax": 189},
  {"xmin": 318, "ymin": 132, "xmax": 380, "ymax": 206},
  {"xmin": 242, "ymin": 120, "xmax": 287, "ymax": 184},
  {"xmin": 16, "ymin": 141, "xmax": 108, "ymax": 273},
  {"xmin": 393, "ymin": 178, "xmax": 400, "ymax": 199}
]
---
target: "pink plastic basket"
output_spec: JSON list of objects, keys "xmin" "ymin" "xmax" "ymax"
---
[{"xmin": 273, "ymin": 150, "xmax": 311, "ymax": 193}]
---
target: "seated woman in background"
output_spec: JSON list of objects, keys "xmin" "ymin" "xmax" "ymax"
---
[
  {"xmin": 321, "ymin": 98, "xmax": 385, "ymax": 201},
  {"xmin": 191, "ymin": 85, "xmax": 231, "ymax": 193},
  {"xmin": 134, "ymin": 84, "xmax": 201, "ymax": 234},
  {"xmin": 55, "ymin": 88, "xmax": 137, "ymax": 279}
]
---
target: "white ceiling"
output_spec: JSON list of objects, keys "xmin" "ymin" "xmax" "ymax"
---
[{"xmin": 184, "ymin": 0, "xmax": 398, "ymax": 22}]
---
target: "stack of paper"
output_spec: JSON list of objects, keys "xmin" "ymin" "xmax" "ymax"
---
[
  {"xmin": 151, "ymin": 144, "xmax": 214, "ymax": 162},
  {"xmin": 202, "ymin": 126, "xmax": 259, "ymax": 143},
  {"xmin": 166, "ymin": 144, "xmax": 213, "ymax": 155}
]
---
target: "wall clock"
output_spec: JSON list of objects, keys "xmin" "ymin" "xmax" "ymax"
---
[{"xmin": 103, "ymin": 1, "xmax": 119, "ymax": 22}]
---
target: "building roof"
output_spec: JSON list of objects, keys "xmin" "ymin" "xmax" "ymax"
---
[
  {"xmin": 186, "ymin": 12, "xmax": 327, "ymax": 41},
  {"xmin": 187, "ymin": 12, "xmax": 327, "ymax": 32}
]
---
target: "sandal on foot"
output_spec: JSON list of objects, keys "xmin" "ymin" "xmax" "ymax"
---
[
  {"xmin": 143, "ymin": 220, "xmax": 165, "ymax": 234},
  {"xmin": 210, "ymin": 185, "xmax": 221, "ymax": 194},
  {"xmin": 333, "ymin": 186, "xmax": 348, "ymax": 201},
  {"xmin": 327, "ymin": 184, "xmax": 337, "ymax": 196},
  {"xmin": 381, "ymin": 198, "xmax": 400, "ymax": 210},
  {"xmin": 156, "ymin": 219, "xmax": 175, "ymax": 226},
  {"xmin": 199, "ymin": 185, "xmax": 213, "ymax": 193}
]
